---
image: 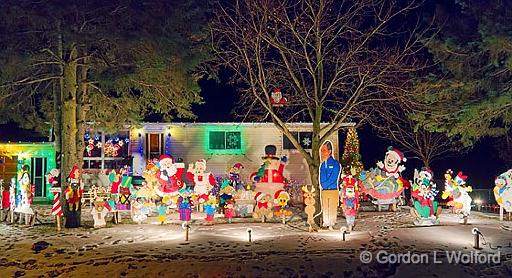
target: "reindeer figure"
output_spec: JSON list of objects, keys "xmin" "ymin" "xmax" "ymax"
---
[{"xmin": 302, "ymin": 185, "xmax": 316, "ymax": 232}]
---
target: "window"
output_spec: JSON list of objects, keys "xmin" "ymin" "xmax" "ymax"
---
[
  {"xmin": 283, "ymin": 131, "xmax": 313, "ymax": 149},
  {"xmin": 146, "ymin": 133, "xmax": 164, "ymax": 160},
  {"xmin": 83, "ymin": 129, "xmax": 131, "ymax": 170},
  {"xmin": 209, "ymin": 131, "xmax": 241, "ymax": 150},
  {"xmin": 31, "ymin": 157, "xmax": 47, "ymax": 197}
]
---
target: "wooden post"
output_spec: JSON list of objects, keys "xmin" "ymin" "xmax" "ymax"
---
[
  {"xmin": 500, "ymin": 206, "xmax": 504, "ymax": 221},
  {"xmin": 56, "ymin": 215, "xmax": 61, "ymax": 231}
]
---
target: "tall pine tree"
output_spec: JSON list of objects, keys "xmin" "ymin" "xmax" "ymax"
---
[{"xmin": 341, "ymin": 127, "xmax": 364, "ymax": 176}]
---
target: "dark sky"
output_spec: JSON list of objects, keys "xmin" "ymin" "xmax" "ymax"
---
[{"xmin": 195, "ymin": 77, "xmax": 507, "ymax": 190}]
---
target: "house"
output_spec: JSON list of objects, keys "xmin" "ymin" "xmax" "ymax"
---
[
  {"xmin": 83, "ymin": 122, "xmax": 353, "ymax": 188},
  {"xmin": 0, "ymin": 142, "xmax": 57, "ymax": 203}
]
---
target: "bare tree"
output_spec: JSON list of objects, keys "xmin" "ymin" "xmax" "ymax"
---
[
  {"xmin": 367, "ymin": 103, "xmax": 463, "ymax": 167},
  {"xmin": 211, "ymin": 0, "xmax": 428, "ymax": 223}
]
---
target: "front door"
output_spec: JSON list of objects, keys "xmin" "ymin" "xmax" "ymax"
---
[{"xmin": 31, "ymin": 157, "xmax": 47, "ymax": 198}]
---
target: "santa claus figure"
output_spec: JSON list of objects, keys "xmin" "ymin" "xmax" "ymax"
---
[
  {"xmin": 156, "ymin": 154, "xmax": 185, "ymax": 196},
  {"xmin": 251, "ymin": 145, "xmax": 288, "ymax": 200},
  {"xmin": 270, "ymin": 88, "xmax": 287, "ymax": 106},
  {"xmin": 187, "ymin": 159, "xmax": 215, "ymax": 204},
  {"xmin": 376, "ymin": 147, "xmax": 406, "ymax": 179}
]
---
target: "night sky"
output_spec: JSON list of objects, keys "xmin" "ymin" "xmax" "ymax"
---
[
  {"xmin": 195, "ymin": 77, "xmax": 505, "ymax": 190},
  {"xmin": 0, "ymin": 76, "xmax": 504, "ymax": 189}
]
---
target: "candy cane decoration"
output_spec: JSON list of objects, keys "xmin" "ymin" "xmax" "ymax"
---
[{"xmin": 50, "ymin": 188, "xmax": 63, "ymax": 231}]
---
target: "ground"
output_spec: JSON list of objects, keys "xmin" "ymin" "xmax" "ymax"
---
[{"xmin": 1, "ymin": 205, "xmax": 511, "ymax": 277}]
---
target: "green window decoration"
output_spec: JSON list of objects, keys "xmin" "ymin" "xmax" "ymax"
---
[{"xmin": 209, "ymin": 131, "xmax": 241, "ymax": 150}]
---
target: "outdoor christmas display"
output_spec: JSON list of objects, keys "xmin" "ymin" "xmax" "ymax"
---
[
  {"xmin": 494, "ymin": 169, "xmax": 512, "ymax": 213},
  {"xmin": 14, "ymin": 164, "xmax": 34, "ymax": 224},
  {"xmin": 9, "ymin": 178, "xmax": 15, "ymax": 223},
  {"xmin": 156, "ymin": 154, "xmax": 185, "ymax": 196},
  {"xmin": 177, "ymin": 187, "xmax": 193, "ymax": 222},
  {"xmin": 224, "ymin": 199, "xmax": 235, "ymax": 223},
  {"xmin": 219, "ymin": 180, "xmax": 235, "ymax": 213},
  {"xmin": 251, "ymin": 145, "xmax": 288, "ymax": 202},
  {"xmin": 302, "ymin": 185, "xmax": 316, "ymax": 232},
  {"xmin": 1, "ymin": 180, "xmax": 9, "ymax": 221},
  {"xmin": 187, "ymin": 159, "xmax": 215, "ymax": 209},
  {"xmin": 234, "ymin": 186, "xmax": 254, "ymax": 217},
  {"xmin": 442, "ymin": 170, "xmax": 472, "ymax": 224},
  {"xmin": 64, "ymin": 165, "xmax": 84, "ymax": 228},
  {"xmin": 253, "ymin": 192, "xmax": 273, "ymax": 223},
  {"xmin": 91, "ymin": 197, "xmax": 108, "ymax": 228},
  {"xmin": 157, "ymin": 202, "xmax": 167, "ymax": 225},
  {"xmin": 341, "ymin": 127, "xmax": 364, "ymax": 176},
  {"xmin": 359, "ymin": 146, "xmax": 408, "ymax": 211},
  {"xmin": 319, "ymin": 140, "xmax": 341, "ymax": 230},
  {"xmin": 273, "ymin": 189, "xmax": 291, "ymax": 224},
  {"xmin": 270, "ymin": 87, "xmax": 287, "ymax": 106},
  {"xmin": 227, "ymin": 163, "xmax": 245, "ymax": 190},
  {"xmin": 116, "ymin": 170, "xmax": 134, "ymax": 211},
  {"xmin": 203, "ymin": 194, "xmax": 217, "ymax": 224},
  {"xmin": 47, "ymin": 169, "xmax": 63, "ymax": 231},
  {"xmin": 131, "ymin": 198, "xmax": 148, "ymax": 224},
  {"xmin": 340, "ymin": 173, "xmax": 360, "ymax": 232},
  {"xmin": 410, "ymin": 168, "xmax": 442, "ymax": 226}
]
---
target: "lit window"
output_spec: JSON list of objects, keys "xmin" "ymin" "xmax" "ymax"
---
[{"xmin": 209, "ymin": 131, "xmax": 241, "ymax": 150}]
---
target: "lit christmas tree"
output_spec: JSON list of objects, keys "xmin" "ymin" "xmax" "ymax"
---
[{"xmin": 341, "ymin": 127, "xmax": 364, "ymax": 176}]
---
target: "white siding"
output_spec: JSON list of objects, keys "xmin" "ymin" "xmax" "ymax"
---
[{"xmin": 130, "ymin": 123, "xmax": 341, "ymax": 186}]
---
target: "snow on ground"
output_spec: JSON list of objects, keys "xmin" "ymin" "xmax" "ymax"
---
[{"xmin": 1, "ymin": 206, "xmax": 511, "ymax": 277}]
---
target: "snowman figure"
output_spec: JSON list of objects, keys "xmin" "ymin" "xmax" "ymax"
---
[{"xmin": 250, "ymin": 145, "xmax": 288, "ymax": 201}]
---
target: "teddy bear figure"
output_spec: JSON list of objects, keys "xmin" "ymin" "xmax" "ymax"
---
[{"xmin": 253, "ymin": 192, "xmax": 273, "ymax": 223}]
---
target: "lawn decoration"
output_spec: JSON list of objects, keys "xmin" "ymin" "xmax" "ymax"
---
[
  {"xmin": 302, "ymin": 185, "xmax": 316, "ymax": 232},
  {"xmin": 156, "ymin": 154, "xmax": 185, "ymax": 196},
  {"xmin": 224, "ymin": 199, "xmax": 236, "ymax": 223},
  {"xmin": 91, "ymin": 197, "xmax": 108, "ymax": 228},
  {"xmin": 187, "ymin": 159, "xmax": 215, "ymax": 209},
  {"xmin": 64, "ymin": 165, "xmax": 83, "ymax": 228},
  {"xmin": 131, "ymin": 198, "xmax": 148, "ymax": 224},
  {"xmin": 274, "ymin": 189, "xmax": 291, "ymax": 224},
  {"xmin": 157, "ymin": 202, "xmax": 167, "ymax": 225},
  {"xmin": 9, "ymin": 178, "xmax": 15, "ymax": 223},
  {"xmin": 116, "ymin": 170, "xmax": 134, "ymax": 211},
  {"xmin": 442, "ymin": 169, "xmax": 472, "ymax": 224},
  {"xmin": 494, "ymin": 169, "xmax": 512, "ymax": 213},
  {"xmin": 219, "ymin": 180, "xmax": 235, "ymax": 213},
  {"xmin": 228, "ymin": 163, "xmax": 246, "ymax": 190},
  {"xmin": 340, "ymin": 174, "xmax": 360, "ymax": 232},
  {"xmin": 177, "ymin": 187, "xmax": 193, "ymax": 223},
  {"xmin": 108, "ymin": 168, "xmax": 126, "ymax": 198},
  {"xmin": 234, "ymin": 187, "xmax": 254, "ymax": 217},
  {"xmin": 410, "ymin": 168, "xmax": 442, "ymax": 226},
  {"xmin": 253, "ymin": 192, "xmax": 273, "ymax": 223},
  {"xmin": 203, "ymin": 194, "xmax": 217, "ymax": 224},
  {"xmin": 1, "ymin": 180, "xmax": 9, "ymax": 222},
  {"xmin": 14, "ymin": 165, "xmax": 34, "ymax": 223},
  {"xmin": 359, "ymin": 146, "xmax": 408, "ymax": 211},
  {"xmin": 270, "ymin": 88, "xmax": 287, "ymax": 106},
  {"xmin": 251, "ymin": 145, "xmax": 287, "ymax": 201},
  {"xmin": 47, "ymin": 169, "xmax": 63, "ymax": 231},
  {"xmin": 319, "ymin": 140, "xmax": 341, "ymax": 230}
]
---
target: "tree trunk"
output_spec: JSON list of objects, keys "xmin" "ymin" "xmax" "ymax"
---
[
  {"xmin": 308, "ymin": 139, "xmax": 322, "ymax": 227},
  {"xmin": 76, "ymin": 56, "xmax": 89, "ymax": 177},
  {"xmin": 61, "ymin": 46, "xmax": 80, "ymax": 228}
]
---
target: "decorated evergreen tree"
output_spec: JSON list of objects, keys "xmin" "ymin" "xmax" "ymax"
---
[{"xmin": 341, "ymin": 127, "xmax": 364, "ymax": 176}]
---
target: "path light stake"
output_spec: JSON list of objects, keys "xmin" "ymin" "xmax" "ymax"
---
[
  {"xmin": 472, "ymin": 227, "xmax": 481, "ymax": 249},
  {"xmin": 342, "ymin": 230, "xmax": 347, "ymax": 241},
  {"xmin": 182, "ymin": 222, "xmax": 191, "ymax": 241},
  {"xmin": 247, "ymin": 228, "xmax": 252, "ymax": 243}
]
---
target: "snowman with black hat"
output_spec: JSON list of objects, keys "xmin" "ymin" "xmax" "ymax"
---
[{"xmin": 250, "ymin": 145, "xmax": 288, "ymax": 202}]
